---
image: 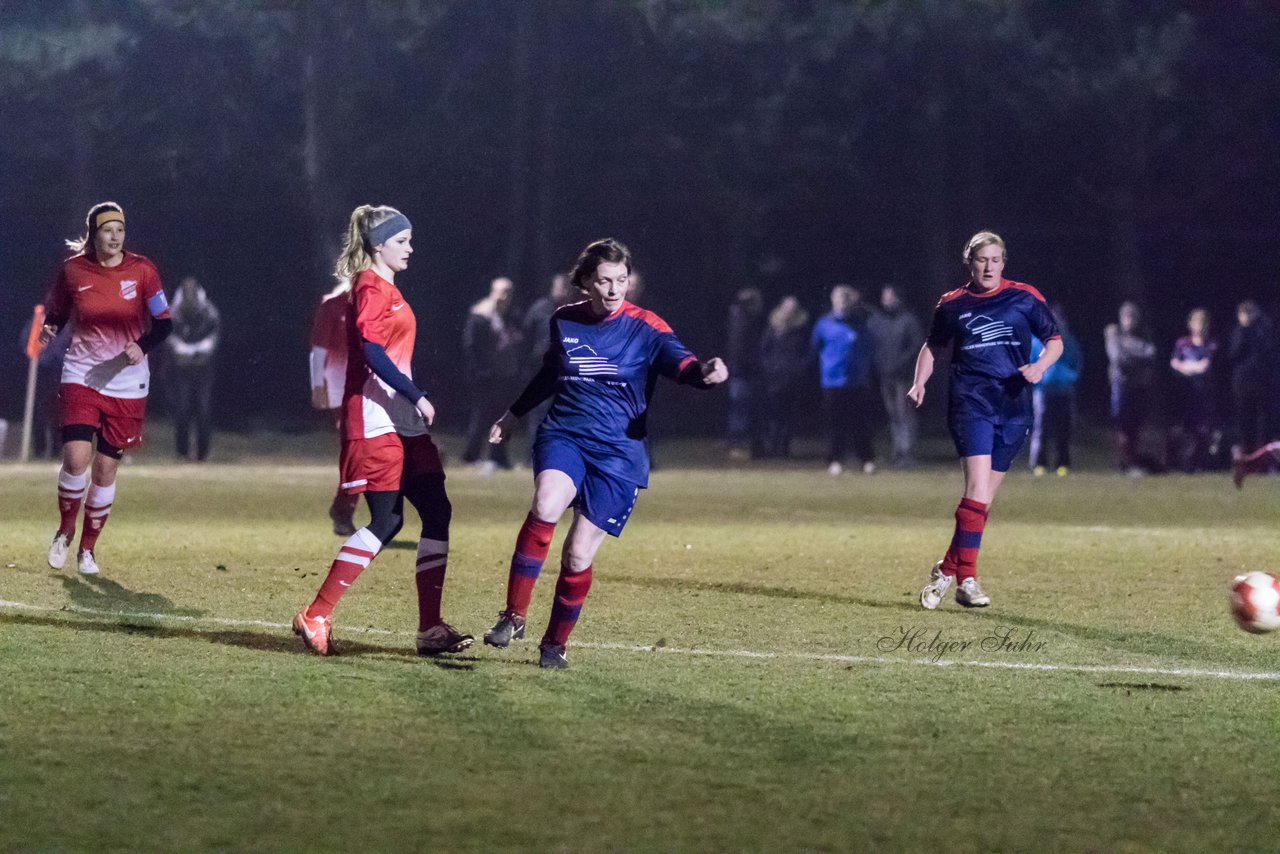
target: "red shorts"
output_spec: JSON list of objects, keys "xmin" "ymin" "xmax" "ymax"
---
[
  {"xmin": 339, "ymin": 432, "xmax": 444, "ymax": 495},
  {"xmin": 60, "ymin": 383, "xmax": 147, "ymax": 451}
]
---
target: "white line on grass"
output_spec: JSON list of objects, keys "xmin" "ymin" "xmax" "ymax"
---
[{"xmin": 3, "ymin": 598, "xmax": 1278, "ymax": 682}]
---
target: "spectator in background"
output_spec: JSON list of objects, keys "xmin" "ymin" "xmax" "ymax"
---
[
  {"xmin": 310, "ymin": 276, "xmax": 357, "ymax": 535},
  {"xmin": 759, "ymin": 295, "xmax": 810, "ymax": 458},
  {"xmin": 1104, "ymin": 301, "xmax": 1157, "ymax": 474},
  {"xmin": 1029, "ymin": 303, "xmax": 1081, "ymax": 476},
  {"xmin": 20, "ymin": 318, "xmax": 72, "ymax": 459},
  {"xmin": 1168, "ymin": 308, "xmax": 1219, "ymax": 472},
  {"xmin": 521, "ymin": 273, "xmax": 573, "ymax": 432},
  {"xmin": 867, "ymin": 284, "xmax": 923, "ymax": 468},
  {"xmin": 165, "ymin": 277, "xmax": 220, "ymax": 462},
  {"xmin": 1228, "ymin": 300, "xmax": 1278, "ymax": 458},
  {"xmin": 462, "ymin": 276, "xmax": 522, "ymax": 471},
  {"xmin": 725, "ymin": 287, "xmax": 765, "ymax": 459},
  {"xmin": 812, "ymin": 284, "xmax": 875, "ymax": 476}
]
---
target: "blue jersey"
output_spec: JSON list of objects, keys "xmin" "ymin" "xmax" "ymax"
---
[
  {"xmin": 927, "ymin": 278, "xmax": 1059, "ymax": 424},
  {"xmin": 535, "ymin": 300, "xmax": 698, "ymax": 486}
]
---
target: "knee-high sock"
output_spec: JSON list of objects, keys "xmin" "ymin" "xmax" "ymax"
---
[
  {"xmin": 78, "ymin": 482, "xmax": 116, "ymax": 553},
  {"xmin": 506, "ymin": 513, "xmax": 555, "ymax": 619},
  {"xmin": 57, "ymin": 468, "xmax": 88, "ymax": 538},
  {"xmin": 309, "ymin": 528, "xmax": 382, "ymax": 619},
  {"xmin": 544, "ymin": 564, "xmax": 593, "ymax": 646},
  {"xmin": 415, "ymin": 537, "xmax": 448, "ymax": 631},
  {"xmin": 940, "ymin": 498, "xmax": 989, "ymax": 581}
]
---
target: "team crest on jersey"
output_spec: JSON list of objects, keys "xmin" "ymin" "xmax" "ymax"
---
[
  {"xmin": 120, "ymin": 280, "xmax": 138, "ymax": 300},
  {"xmin": 567, "ymin": 344, "xmax": 618, "ymax": 376}
]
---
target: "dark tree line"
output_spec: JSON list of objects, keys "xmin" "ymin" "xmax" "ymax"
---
[{"xmin": 2, "ymin": 0, "xmax": 1277, "ymax": 431}]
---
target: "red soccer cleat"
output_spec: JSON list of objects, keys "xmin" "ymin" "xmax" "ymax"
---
[{"xmin": 292, "ymin": 608, "xmax": 334, "ymax": 656}]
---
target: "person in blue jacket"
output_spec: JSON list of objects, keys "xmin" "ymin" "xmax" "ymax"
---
[
  {"xmin": 811, "ymin": 285, "xmax": 876, "ymax": 475},
  {"xmin": 1029, "ymin": 303, "xmax": 1081, "ymax": 475}
]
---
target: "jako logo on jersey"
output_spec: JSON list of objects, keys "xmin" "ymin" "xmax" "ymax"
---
[
  {"xmin": 566, "ymin": 344, "xmax": 618, "ymax": 376},
  {"xmin": 562, "ymin": 337, "xmax": 579, "ymax": 344},
  {"xmin": 965, "ymin": 314, "xmax": 1014, "ymax": 342},
  {"xmin": 120, "ymin": 280, "xmax": 138, "ymax": 300}
]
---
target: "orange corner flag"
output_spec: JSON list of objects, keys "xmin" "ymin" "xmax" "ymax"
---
[{"xmin": 26, "ymin": 305, "xmax": 46, "ymax": 360}]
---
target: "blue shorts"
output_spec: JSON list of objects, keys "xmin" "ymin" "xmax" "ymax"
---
[
  {"xmin": 533, "ymin": 434, "xmax": 642, "ymax": 537},
  {"xmin": 949, "ymin": 419, "xmax": 1030, "ymax": 472}
]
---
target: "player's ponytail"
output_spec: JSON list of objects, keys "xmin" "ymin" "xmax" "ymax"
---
[{"xmin": 335, "ymin": 205, "xmax": 405, "ymax": 280}]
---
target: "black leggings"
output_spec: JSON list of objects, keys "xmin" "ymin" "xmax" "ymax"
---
[{"xmin": 363, "ymin": 475, "xmax": 452, "ymax": 545}]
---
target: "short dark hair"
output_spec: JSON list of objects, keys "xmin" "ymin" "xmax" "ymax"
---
[{"xmin": 570, "ymin": 238, "xmax": 631, "ymax": 292}]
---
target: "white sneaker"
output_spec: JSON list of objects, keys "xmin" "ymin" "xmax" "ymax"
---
[
  {"xmin": 920, "ymin": 560, "xmax": 953, "ymax": 610},
  {"xmin": 827, "ymin": 461, "xmax": 844, "ymax": 476},
  {"xmin": 77, "ymin": 550, "xmax": 100, "ymax": 576},
  {"xmin": 955, "ymin": 577, "xmax": 990, "ymax": 608},
  {"xmin": 48, "ymin": 533, "xmax": 71, "ymax": 569},
  {"xmin": 862, "ymin": 461, "xmax": 876, "ymax": 475}
]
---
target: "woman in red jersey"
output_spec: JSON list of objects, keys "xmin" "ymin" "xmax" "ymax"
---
[
  {"xmin": 41, "ymin": 202, "xmax": 172, "ymax": 576},
  {"xmin": 292, "ymin": 205, "xmax": 471, "ymax": 657}
]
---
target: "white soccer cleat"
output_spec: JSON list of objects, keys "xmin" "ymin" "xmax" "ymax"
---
[
  {"xmin": 827, "ymin": 461, "xmax": 844, "ymax": 477},
  {"xmin": 48, "ymin": 533, "xmax": 71, "ymax": 569},
  {"xmin": 920, "ymin": 560, "xmax": 953, "ymax": 610},
  {"xmin": 77, "ymin": 550, "xmax": 100, "ymax": 576},
  {"xmin": 956, "ymin": 577, "xmax": 991, "ymax": 608}
]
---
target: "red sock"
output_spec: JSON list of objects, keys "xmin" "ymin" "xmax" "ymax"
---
[
  {"xmin": 506, "ymin": 513, "xmax": 556, "ymax": 619},
  {"xmin": 544, "ymin": 564, "xmax": 593, "ymax": 646},
  {"xmin": 940, "ymin": 498, "xmax": 989, "ymax": 581},
  {"xmin": 78, "ymin": 482, "xmax": 116, "ymax": 554},
  {"xmin": 309, "ymin": 528, "xmax": 381, "ymax": 619},
  {"xmin": 57, "ymin": 468, "xmax": 88, "ymax": 538},
  {"xmin": 415, "ymin": 537, "xmax": 448, "ymax": 631}
]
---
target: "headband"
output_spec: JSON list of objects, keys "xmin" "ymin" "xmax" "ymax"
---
[
  {"xmin": 367, "ymin": 213, "xmax": 411, "ymax": 249},
  {"xmin": 93, "ymin": 209, "xmax": 125, "ymax": 231}
]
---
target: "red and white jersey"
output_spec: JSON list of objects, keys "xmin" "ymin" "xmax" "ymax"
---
[
  {"xmin": 45, "ymin": 251, "xmax": 169, "ymax": 400},
  {"xmin": 309, "ymin": 290, "xmax": 350, "ymax": 409},
  {"xmin": 341, "ymin": 269, "xmax": 425, "ymax": 440}
]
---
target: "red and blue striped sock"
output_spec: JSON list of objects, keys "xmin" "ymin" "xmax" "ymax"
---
[
  {"xmin": 506, "ymin": 513, "xmax": 556, "ymax": 619},
  {"xmin": 544, "ymin": 564, "xmax": 593, "ymax": 646},
  {"xmin": 941, "ymin": 498, "xmax": 989, "ymax": 581}
]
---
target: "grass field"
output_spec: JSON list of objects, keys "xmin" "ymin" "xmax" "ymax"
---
[{"xmin": 3, "ymin": 439, "xmax": 1280, "ymax": 851}]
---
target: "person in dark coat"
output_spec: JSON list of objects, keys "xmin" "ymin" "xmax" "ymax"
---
[
  {"xmin": 462, "ymin": 277, "xmax": 522, "ymax": 470},
  {"xmin": 725, "ymin": 287, "xmax": 765, "ymax": 459},
  {"xmin": 165, "ymin": 277, "xmax": 220, "ymax": 461},
  {"xmin": 758, "ymin": 296, "xmax": 810, "ymax": 458}
]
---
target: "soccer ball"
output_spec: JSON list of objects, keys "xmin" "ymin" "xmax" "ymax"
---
[{"xmin": 1229, "ymin": 572, "xmax": 1280, "ymax": 634}]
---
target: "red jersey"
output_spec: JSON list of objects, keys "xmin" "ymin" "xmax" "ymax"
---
[
  {"xmin": 45, "ymin": 251, "xmax": 169, "ymax": 400},
  {"xmin": 309, "ymin": 290, "xmax": 350, "ymax": 409},
  {"xmin": 341, "ymin": 269, "xmax": 425, "ymax": 440}
]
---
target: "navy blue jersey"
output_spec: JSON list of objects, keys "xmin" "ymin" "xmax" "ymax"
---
[
  {"xmin": 927, "ymin": 279, "xmax": 1059, "ymax": 424},
  {"xmin": 535, "ymin": 300, "xmax": 698, "ymax": 486}
]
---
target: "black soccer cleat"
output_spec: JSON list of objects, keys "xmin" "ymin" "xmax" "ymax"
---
[
  {"xmin": 538, "ymin": 639, "xmax": 569, "ymax": 670},
  {"xmin": 483, "ymin": 611, "xmax": 526, "ymax": 648}
]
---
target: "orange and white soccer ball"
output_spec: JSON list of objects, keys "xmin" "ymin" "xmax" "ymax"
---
[{"xmin": 1230, "ymin": 572, "xmax": 1280, "ymax": 634}]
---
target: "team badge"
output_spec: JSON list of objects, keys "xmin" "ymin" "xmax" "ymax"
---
[{"xmin": 120, "ymin": 280, "xmax": 138, "ymax": 300}]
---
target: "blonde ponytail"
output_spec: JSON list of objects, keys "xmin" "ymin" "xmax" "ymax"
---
[{"xmin": 334, "ymin": 204, "xmax": 404, "ymax": 280}]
